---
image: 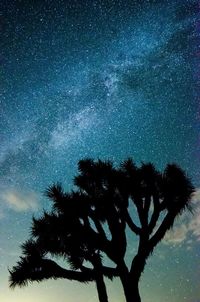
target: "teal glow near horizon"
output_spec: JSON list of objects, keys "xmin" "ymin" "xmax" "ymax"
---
[{"xmin": 1, "ymin": 0, "xmax": 200, "ymax": 301}]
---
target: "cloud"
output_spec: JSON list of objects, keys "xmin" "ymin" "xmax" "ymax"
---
[
  {"xmin": 163, "ymin": 188, "xmax": 200, "ymax": 246},
  {"xmin": 191, "ymin": 188, "xmax": 200, "ymax": 204},
  {"xmin": 2, "ymin": 189, "xmax": 39, "ymax": 212},
  {"xmin": 164, "ymin": 224, "xmax": 188, "ymax": 245},
  {"xmin": 188, "ymin": 210, "xmax": 200, "ymax": 241}
]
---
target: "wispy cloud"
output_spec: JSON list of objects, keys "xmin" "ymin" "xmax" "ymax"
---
[
  {"xmin": 2, "ymin": 189, "xmax": 39, "ymax": 212},
  {"xmin": 163, "ymin": 188, "xmax": 200, "ymax": 247},
  {"xmin": 164, "ymin": 224, "xmax": 188, "ymax": 245},
  {"xmin": 191, "ymin": 188, "xmax": 200, "ymax": 205}
]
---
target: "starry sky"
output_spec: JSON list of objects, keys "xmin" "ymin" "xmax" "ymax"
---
[{"xmin": 1, "ymin": 0, "xmax": 200, "ymax": 301}]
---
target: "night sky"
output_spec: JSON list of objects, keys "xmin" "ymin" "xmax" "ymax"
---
[{"xmin": 1, "ymin": 0, "xmax": 200, "ymax": 301}]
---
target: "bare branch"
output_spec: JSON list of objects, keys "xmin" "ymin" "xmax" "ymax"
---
[{"xmin": 124, "ymin": 209, "xmax": 141, "ymax": 235}]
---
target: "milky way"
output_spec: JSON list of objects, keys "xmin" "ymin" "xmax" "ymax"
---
[{"xmin": 1, "ymin": 1, "xmax": 200, "ymax": 302}]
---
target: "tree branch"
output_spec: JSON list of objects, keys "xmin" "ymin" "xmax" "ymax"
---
[
  {"xmin": 131, "ymin": 197, "xmax": 146, "ymax": 229},
  {"xmin": 148, "ymin": 211, "xmax": 176, "ymax": 251},
  {"xmin": 143, "ymin": 195, "xmax": 151, "ymax": 227},
  {"xmin": 82, "ymin": 216, "xmax": 117, "ymax": 264},
  {"xmin": 9, "ymin": 258, "xmax": 95, "ymax": 288},
  {"xmin": 90, "ymin": 213, "xmax": 108, "ymax": 241},
  {"xmin": 81, "ymin": 264, "xmax": 118, "ymax": 280},
  {"xmin": 124, "ymin": 209, "xmax": 141, "ymax": 235},
  {"xmin": 148, "ymin": 194, "xmax": 160, "ymax": 235}
]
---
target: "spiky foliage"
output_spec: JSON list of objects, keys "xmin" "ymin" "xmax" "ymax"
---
[
  {"xmin": 9, "ymin": 159, "xmax": 194, "ymax": 302},
  {"xmin": 161, "ymin": 164, "xmax": 194, "ymax": 213},
  {"xmin": 9, "ymin": 238, "xmax": 93, "ymax": 288}
]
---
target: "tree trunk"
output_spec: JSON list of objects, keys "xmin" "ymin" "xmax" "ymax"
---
[
  {"xmin": 95, "ymin": 273, "xmax": 109, "ymax": 302},
  {"xmin": 93, "ymin": 255, "xmax": 109, "ymax": 302},
  {"xmin": 120, "ymin": 273, "xmax": 141, "ymax": 302},
  {"xmin": 118, "ymin": 261, "xmax": 141, "ymax": 302}
]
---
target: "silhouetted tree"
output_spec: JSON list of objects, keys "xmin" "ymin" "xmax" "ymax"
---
[{"xmin": 9, "ymin": 159, "xmax": 194, "ymax": 302}]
